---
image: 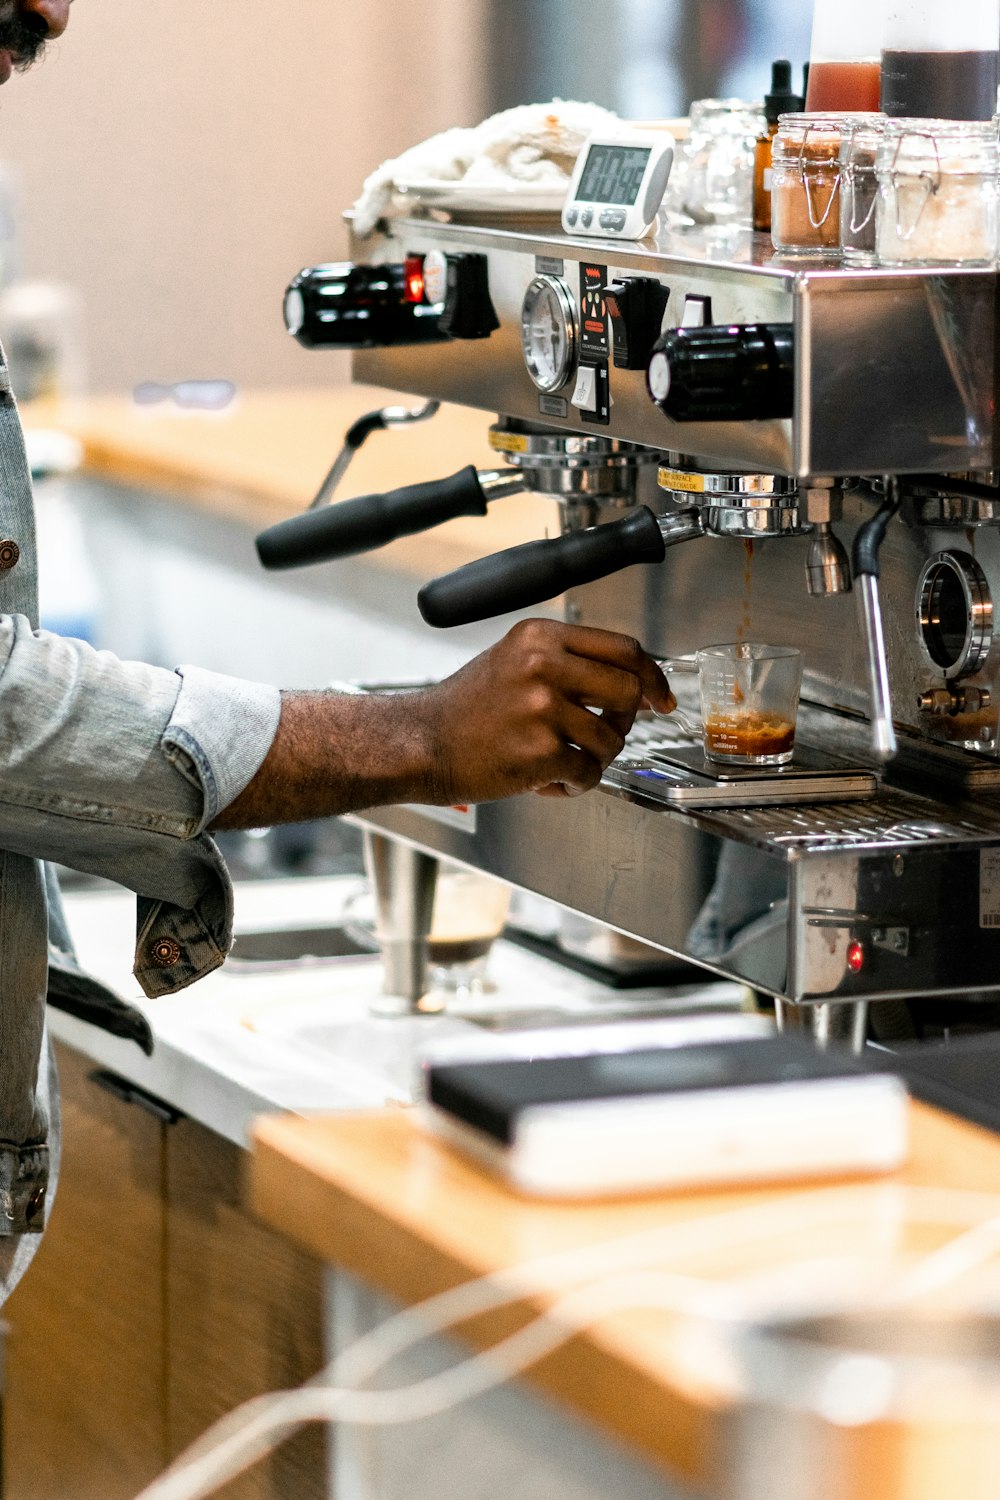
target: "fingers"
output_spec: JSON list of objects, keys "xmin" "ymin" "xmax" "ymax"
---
[
  {"xmin": 509, "ymin": 620, "xmax": 674, "ymax": 717},
  {"xmin": 555, "ymin": 623, "xmax": 675, "ymax": 715},
  {"xmin": 551, "ymin": 653, "xmax": 647, "ymax": 716},
  {"xmin": 560, "ymin": 703, "xmax": 627, "ymax": 768},
  {"xmin": 531, "ymin": 742, "xmax": 604, "ymax": 798}
]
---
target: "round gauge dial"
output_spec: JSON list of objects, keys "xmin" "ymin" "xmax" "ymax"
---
[{"xmin": 520, "ymin": 276, "xmax": 577, "ymax": 393}]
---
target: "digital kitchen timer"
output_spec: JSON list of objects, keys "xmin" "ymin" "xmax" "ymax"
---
[{"xmin": 562, "ymin": 127, "xmax": 675, "ymax": 240}]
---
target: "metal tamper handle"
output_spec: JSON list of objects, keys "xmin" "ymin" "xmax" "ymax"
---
[
  {"xmin": 256, "ymin": 466, "xmax": 524, "ymax": 570},
  {"xmin": 418, "ymin": 507, "xmax": 704, "ymax": 628}
]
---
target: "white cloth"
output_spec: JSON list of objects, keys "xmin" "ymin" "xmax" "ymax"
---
[{"xmin": 352, "ymin": 99, "xmax": 620, "ymax": 236}]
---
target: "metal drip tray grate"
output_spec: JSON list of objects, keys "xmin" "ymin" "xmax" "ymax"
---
[{"xmin": 700, "ymin": 795, "xmax": 996, "ymax": 853}]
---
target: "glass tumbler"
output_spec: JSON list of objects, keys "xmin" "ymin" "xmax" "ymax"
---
[
  {"xmin": 698, "ymin": 644, "xmax": 803, "ymax": 767},
  {"xmin": 667, "ymin": 98, "xmax": 766, "ymax": 227},
  {"xmin": 425, "ymin": 869, "xmax": 512, "ymax": 1009}
]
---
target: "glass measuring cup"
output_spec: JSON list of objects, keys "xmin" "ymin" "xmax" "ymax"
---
[
  {"xmin": 657, "ymin": 645, "xmax": 803, "ymax": 766},
  {"xmin": 700, "ymin": 644, "xmax": 803, "ymax": 765}
]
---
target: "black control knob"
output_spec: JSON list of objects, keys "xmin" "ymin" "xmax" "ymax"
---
[
  {"xmin": 283, "ymin": 263, "xmax": 448, "ymax": 350},
  {"xmin": 646, "ymin": 322, "xmax": 794, "ymax": 422}
]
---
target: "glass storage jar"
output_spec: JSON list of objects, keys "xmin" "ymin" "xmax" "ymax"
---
[
  {"xmin": 771, "ymin": 114, "xmax": 845, "ymax": 258},
  {"xmin": 839, "ymin": 114, "xmax": 888, "ymax": 265},
  {"xmin": 876, "ymin": 119, "xmax": 999, "ymax": 266},
  {"xmin": 665, "ymin": 97, "xmax": 766, "ymax": 227}
]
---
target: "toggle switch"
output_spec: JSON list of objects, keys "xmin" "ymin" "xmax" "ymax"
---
[
  {"xmin": 572, "ymin": 364, "xmax": 598, "ymax": 412},
  {"xmin": 681, "ymin": 293, "xmax": 713, "ymax": 328},
  {"xmin": 437, "ymin": 253, "xmax": 500, "ymax": 340},
  {"xmin": 604, "ymin": 277, "xmax": 671, "ymax": 370}
]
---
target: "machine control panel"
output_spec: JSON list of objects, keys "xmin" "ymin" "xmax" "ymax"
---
[{"xmin": 576, "ymin": 262, "xmax": 611, "ymax": 425}]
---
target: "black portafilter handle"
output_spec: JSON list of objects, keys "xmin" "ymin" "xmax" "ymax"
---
[
  {"xmin": 256, "ymin": 466, "xmax": 490, "ymax": 570},
  {"xmin": 418, "ymin": 507, "xmax": 668, "ymax": 628}
]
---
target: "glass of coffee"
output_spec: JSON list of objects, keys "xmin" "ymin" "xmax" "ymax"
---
[
  {"xmin": 424, "ymin": 868, "xmax": 512, "ymax": 1009},
  {"xmin": 697, "ymin": 644, "xmax": 803, "ymax": 767}
]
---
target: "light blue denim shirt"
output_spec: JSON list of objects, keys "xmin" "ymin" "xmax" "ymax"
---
[{"xmin": 0, "ymin": 360, "xmax": 281, "ymax": 1238}]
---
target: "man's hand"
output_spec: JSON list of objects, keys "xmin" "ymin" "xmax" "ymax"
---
[
  {"xmin": 212, "ymin": 620, "xmax": 674, "ymax": 830},
  {"xmin": 417, "ymin": 620, "xmax": 674, "ymax": 804}
]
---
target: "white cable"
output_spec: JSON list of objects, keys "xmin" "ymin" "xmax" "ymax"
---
[
  {"xmin": 133, "ymin": 1271, "xmax": 743, "ymax": 1500},
  {"xmin": 130, "ymin": 1182, "xmax": 1000, "ymax": 1500},
  {"xmin": 894, "ymin": 1208, "xmax": 1000, "ymax": 1304}
]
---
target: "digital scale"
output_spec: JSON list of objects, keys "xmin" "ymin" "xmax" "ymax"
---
[
  {"xmin": 561, "ymin": 127, "xmax": 675, "ymax": 240},
  {"xmin": 606, "ymin": 740, "xmax": 878, "ymax": 808}
]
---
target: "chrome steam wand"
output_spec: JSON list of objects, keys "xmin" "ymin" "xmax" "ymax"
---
[{"xmin": 853, "ymin": 480, "xmax": 901, "ymax": 763}]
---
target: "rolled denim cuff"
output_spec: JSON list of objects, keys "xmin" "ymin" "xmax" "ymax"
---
[
  {"xmin": 0, "ymin": 1142, "xmax": 48, "ymax": 1236},
  {"xmin": 164, "ymin": 666, "xmax": 281, "ymax": 829}
]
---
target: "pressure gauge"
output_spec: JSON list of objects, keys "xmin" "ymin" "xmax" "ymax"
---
[{"xmin": 520, "ymin": 275, "xmax": 577, "ymax": 393}]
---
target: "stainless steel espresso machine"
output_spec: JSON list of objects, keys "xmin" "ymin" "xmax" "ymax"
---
[{"xmin": 260, "ymin": 211, "xmax": 1000, "ymax": 1041}]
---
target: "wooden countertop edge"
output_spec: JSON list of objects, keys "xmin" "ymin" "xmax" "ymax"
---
[
  {"xmin": 247, "ymin": 1109, "xmax": 714, "ymax": 1487},
  {"xmin": 248, "ymin": 1097, "xmax": 1000, "ymax": 1487}
]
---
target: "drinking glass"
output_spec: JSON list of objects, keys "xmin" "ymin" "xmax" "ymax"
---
[
  {"xmin": 665, "ymin": 99, "xmax": 765, "ymax": 227},
  {"xmin": 424, "ymin": 869, "xmax": 512, "ymax": 1010}
]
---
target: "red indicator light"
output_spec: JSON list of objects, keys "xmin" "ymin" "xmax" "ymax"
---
[
  {"xmin": 403, "ymin": 255, "xmax": 425, "ymax": 304},
  {"xmin": 847, "ymin": 940, "xmax": 865, "ymax": 974}
]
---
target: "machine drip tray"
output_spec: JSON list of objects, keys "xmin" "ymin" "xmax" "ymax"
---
[{"xmin": 608, "ymin": 741, "xmax": 877, "ymax": 808}]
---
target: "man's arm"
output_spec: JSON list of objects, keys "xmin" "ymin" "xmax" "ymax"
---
[{"xmin": 211, "ymin": 620, "xmax": 674, "ymax": 829}]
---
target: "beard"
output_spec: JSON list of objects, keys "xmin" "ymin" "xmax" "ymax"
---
[{"xmin": 0, "ymin": 7, "xmax": 48, "ymax": 68}]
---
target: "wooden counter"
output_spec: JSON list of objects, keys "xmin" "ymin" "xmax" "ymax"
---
[
  {"xmin": 25, "ymin": 387, "xmax": 558, "ymax": 582},
  {"xmin": 250, "ymin": 1101, "xmax": 1000, "ymax": 1497}
]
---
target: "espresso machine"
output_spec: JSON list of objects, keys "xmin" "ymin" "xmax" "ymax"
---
[{"xmin": 259, "ymin": 212, "xmax": 1000, "ymax": 1042}]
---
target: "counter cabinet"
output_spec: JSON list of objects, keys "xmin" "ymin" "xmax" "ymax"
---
[{"xmin": 2, "ymin": 1042, "xmax": 328, "ymax": 1500}]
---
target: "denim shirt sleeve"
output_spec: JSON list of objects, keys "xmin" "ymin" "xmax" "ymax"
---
[{"xmin": 0, "ymin": 618, "xmax": 281, "ymax": 997}]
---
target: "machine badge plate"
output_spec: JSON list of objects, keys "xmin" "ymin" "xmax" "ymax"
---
[
  {"xmin": 578, "ymin": 262, "xmax": 610, "ymax": 426},
  {"xmin": 980, "ymin": 849, "xmax": 1000, "ymax": 927}
]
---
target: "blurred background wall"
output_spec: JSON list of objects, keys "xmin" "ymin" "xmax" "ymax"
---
[
  {"xmin": 0, "ymin": 0, "xmax": 811, "ymax": 395},
  {"xmin": 0, "ymin": 0, "xmax": 490, "ymax": 391}
]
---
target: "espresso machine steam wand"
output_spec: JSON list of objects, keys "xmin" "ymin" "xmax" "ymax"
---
[{"xmin": 853, "ymin": 480, "xmax": 902, "ymax": 763}]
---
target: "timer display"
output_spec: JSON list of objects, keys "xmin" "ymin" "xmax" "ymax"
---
[
  {"xmin": 562, "ymin": 129, "xmax": 675, "ymax": 241},
  {"xmin": 575, "ymin": 144, "xmax": 652, "ymax": 206}
]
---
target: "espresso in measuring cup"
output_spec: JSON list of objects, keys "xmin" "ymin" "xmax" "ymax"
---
[
  {"xmin": 704, "ymin": 713, "xmax": 796, "ymax": 762},
  {"xmin": 697, "ymin": 644, "xmax": 803, "ymax": 767}
]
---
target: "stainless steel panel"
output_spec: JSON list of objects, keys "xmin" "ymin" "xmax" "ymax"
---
[
  {"xmin": 349, "ymin": 781, "xmax": 1000, "ymax": 1003},
  {"xmin": 350, "ymin": 217, "xmax": 998, "ymax": 476}
]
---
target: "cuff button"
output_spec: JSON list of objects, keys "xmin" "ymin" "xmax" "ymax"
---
[
  {"xmin": 0, "ymin": 539, "xmax": 20, "ymax": 571},
  {"xmin": 151, "ymin": 937, "xmax": 182, "ymax": 968}
]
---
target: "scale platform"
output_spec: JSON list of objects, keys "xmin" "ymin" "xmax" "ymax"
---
[{"xmin": 606, "ymin": 739, "xmax": 878, "ymax": 809}]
